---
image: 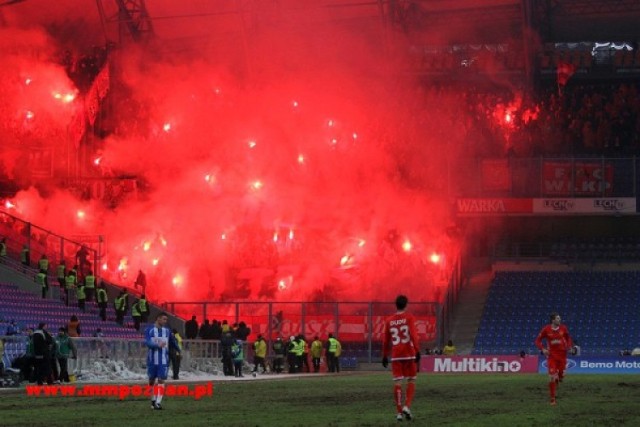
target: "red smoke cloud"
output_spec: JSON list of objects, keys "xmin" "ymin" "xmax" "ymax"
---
[{"xmin": 0, "ymin": 2, "xmax": 470, "ymax": 305}]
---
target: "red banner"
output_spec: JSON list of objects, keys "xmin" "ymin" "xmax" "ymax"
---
[
  {"xmin": 421, "ymin": 355, "xmax": 539, "ymax": 373},
  {"xmin": 481, "ymin": 159, "xmax": 511, "ymax": 191},
  {"xmin": 543, "ymin": 161, "xmax": 613, "ymax": 196},
  {"xmin": 456, "ymin": 198, "xmax": 532, "ymax": 215},
  {"xmin": 245, "ymin": 314, "xmax": 436, "ymax": 342}
]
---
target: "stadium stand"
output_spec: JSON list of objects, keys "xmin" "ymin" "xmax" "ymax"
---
[
  {"xmin": 0, "ymin": 281, "xmax": 143, "ymax": 368},
  {"xmin": 0, "ymin": 282, "xmax": 142, "ymax": 338},
  {"xmin": 473, "ymin": 271, "xmax": 640, "ymax": 356}
]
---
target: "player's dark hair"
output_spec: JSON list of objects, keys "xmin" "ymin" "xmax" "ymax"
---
[
  {"xmin": 395, "ymin": 295, "xmax": 408, "ymax": 310},
  {"xmin": 549, "ymin": 312, "xmax": 560, "ymax": 322},
  {"xmin": 156, "ymin": 312, "xmax": 169, "ymax": 319}
]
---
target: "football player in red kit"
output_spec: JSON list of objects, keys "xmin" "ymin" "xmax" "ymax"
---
[
  {"xmin": 535, "ymin": 312, "xmax": 574, "ymax": 405},
  {"xmin": 382, "ymin": 295, "xmax": 420, "ymax": 422}
]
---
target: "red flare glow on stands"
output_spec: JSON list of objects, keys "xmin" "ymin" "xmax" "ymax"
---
[
  {"xmin": 430, "ymin": 253, "xmax": 441, "ymax": 264},
  {"xmin": 172, "ymin": 275, "xmax": 183, "ymax": 287},
  {"xmin": 0, "ymin": 3, "xmax": 466, "ymax": 305}
]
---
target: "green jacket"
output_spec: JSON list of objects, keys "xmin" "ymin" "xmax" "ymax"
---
[
  {"xmin": 36, "ymin": 272, "xmax": 47, "ymax": 287},
  {"xmin": 55, "ymin": 335, "xmax": 77, "ymax": 359},
  {"xmin": 84, "ymin": 275, "xmax": 96, "ymax": 289},
  {"xmin": 97, "ymin": 288, "xmax": 108, "ymax": 304},
  {"xmin": 77, "ymin": 285, "xmax": 86, "ymax": 300},
  {"xmin": 232, "ymin": 343, "xmax": 244, "ymax": 362}
]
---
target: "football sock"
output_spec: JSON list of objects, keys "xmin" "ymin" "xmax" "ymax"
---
[
  {"xmin": 549, "ymin": 381, "xmax": 556, "ymax": 399},
  {"xmin": 394, "ymin": 384, "xmax": 403, "ymax": 413},
  {"xmin": 156, "ymin": 384, "xmax": 165, "ymax": 404},
  {"xmin": 406, "ymin": 382, "xmax": 416, "ymax": 407}
]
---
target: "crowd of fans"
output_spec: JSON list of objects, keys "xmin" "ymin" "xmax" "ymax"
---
[
  {"xmin": 184, "ymin": 315, "xmax": 343, "ymax": 376},
  {"xmin": 405, "ymin": 80, "xmax": 640, "ymax": 159},
  {"xmin": 59, "ymin": 44, "xmax": 112, "ymax": 91}
]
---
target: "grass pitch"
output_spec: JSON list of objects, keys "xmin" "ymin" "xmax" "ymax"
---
[{"xmin": 1, "ymin": 373, "xmax": 640, "ymax": 426}]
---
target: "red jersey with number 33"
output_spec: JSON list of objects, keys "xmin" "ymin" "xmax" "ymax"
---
[{"xmin": 383, "ymin": 311, "xmax": 420, "ymax": 361}]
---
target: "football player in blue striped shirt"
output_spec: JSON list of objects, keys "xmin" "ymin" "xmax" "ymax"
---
[{"xmin": 145, "ymin": 312, "xmax": 179, "ymax": 409}]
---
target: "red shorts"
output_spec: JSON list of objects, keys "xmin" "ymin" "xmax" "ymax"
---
[
  {"xmin": 547, "ymin": 356, "xmax": 567, "ymax": 375},
  {"xmin": 391, "ymin": 360, "xmax": 417, "ymax": 381}
]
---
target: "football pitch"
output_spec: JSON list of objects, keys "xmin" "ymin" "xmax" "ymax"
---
[{"xmin": 1, "ymin": 373, "xmax": 639, "ymax": 426}]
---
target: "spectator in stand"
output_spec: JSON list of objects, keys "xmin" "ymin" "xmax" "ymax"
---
[
  {"xmin": 55, "ymin": 327, "xmax": 77, "ymax": 383},
  {"xmin": 93, "ymin": 327, "xmax": 108, "ymax": 358},
  {"xmin": 134, "ymin": 269, "xmax": 147, "ymax": 294},
  {"xmin": 121, "ymin": 288, "xmax": 130, "ymax": 313},
  {"xmin": 211, "ymin": 320, "xmax": 222, "ymax": 340},
  {"xmin": 231, "ymin": 339, "xmax": 245, "ymax": 377},
  {"xmin": 0, "ymin": 237, "xmax": 7, "ymax": 263},
  {"xmin": 84, "ymin": 270, "xmax": 96, "ymax": 303},
  {"xmin": 310, "ymin": 336, "xmax": 323, "ymax": 373},
  {"xmin": 326, "ymin": 333, "xmax": 341, "ymax": 373},
  {"xmin": 572, "ymin": 340, "xmax": 581, "ymax": 357},
  {"xmin": 443, "ymin": 340, "xmax": 456, "ymax": 356},
  {"xmin": 20, "ymin": 244, "xmax": 30, "ymax": 264},
  {"xmin": 33, "ymin": 322, "xmax": 53, "ymax": 385},
  {"xmin": 198, "ymin": 319, "xmax": 210, "ymax": 340},
  {"xmin": 77, "ymin": 282, "xmax": 86, "ymax": 312},
  {"xmin": 64, "ymin": 269, "xmax": 77, "ymax": 306},
  {"xmin": 272, "ymin": 337, "xmax": 285, "ymax": 374},
  {"xmin": 235, "ymin": 321, "xmax": 251, "ymax": 342},
  {"xmin": 38, "ymin": 254, "xmax": 49, "ymax": 274},
  {"xmin": 170, "ymin": 328, "xmax": 182, "ymax": 380},
  {"xmin": 221, "ymin": 320, "xmax": 230, "ymax": 334},
  {"xmin": 20, "ymin": 245, "xmax": 30, "ymax": 271},
  {"xmin": 114, "ymin": 291, "xmax": 126, "ymax": 325},
  {"xmin": 20, "ymin": 328, "xmax": 35, "ymax": 382},
  {"xmin": 185, "ymin": 315, "xmax": 199, "ymax": 340},
  {"xmin": 131, "ymin": 299, "xmax": 142, "ymax": 331},
  {"xmin": 252, "ymin": 335, "xmax": 267, "ymax": 374},
  {"xmin": 0, "ymin": 337, "xmax": 4, "ymax": 376},
  {"xmin": 287, "ymin": 336, "xmax": 298, "ymax": 373},
  {"xmin": 35, "ymin": 270, "xmax": 48, "ymax": 299},
  {"xmin": 57, "ymin": 261, "xmax": 66, "ymax": 296},
  {"xmin": 299, "ymin": 335, "xmax": 310, "ymax": 373},
  {"xmin": 97, "ymin": 283, "xmax": 108, "ymax": 321},
  {"xmin": 6, "ymin": 320, "xmax": 19, "ymax": 336},
  {"xmin": 221, "ymin": 331, "xmax": 235, "ymax": 376},
  {"xmin": 76, "ymin": 246, "xmax": 89, "ymax": 277},
  {"xmin": 139, "ymin": 294, "xmax": 149, "ymax": 323},
  {"xmin": 68, "ymin": 315, "xmax": 81, "ymax": 337}
]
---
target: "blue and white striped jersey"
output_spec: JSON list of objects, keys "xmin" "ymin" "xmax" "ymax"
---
[{"xmin": 145, "ymin": 325, "xmax": 177, "ymax": 366}]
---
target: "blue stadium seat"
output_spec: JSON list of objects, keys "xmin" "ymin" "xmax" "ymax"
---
[{"xmin": 473, "ymin": 271, "xmax": 640, "ymax": 356}]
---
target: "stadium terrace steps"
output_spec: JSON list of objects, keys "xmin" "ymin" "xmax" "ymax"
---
[
  {"xmin": 0, "ymin": 282, "xmax": 142, "ymax": 339},
  {"xmin": 449, "ymin": 271, "xmax": 494, "ymax": 355}
]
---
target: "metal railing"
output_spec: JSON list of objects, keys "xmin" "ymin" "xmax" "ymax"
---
[
  {"xmin": 0, "ymin": 210, "xmax": 100, "ymax": 281},
  {"xmin": 1, "ymin": 335, "xmax": 229, "ymax": 375}
]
